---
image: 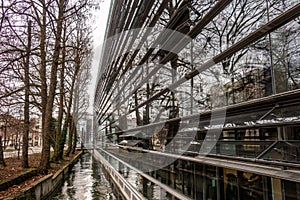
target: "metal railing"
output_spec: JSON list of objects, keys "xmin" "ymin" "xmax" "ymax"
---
[
  {"xmin": 94, "ymin": 147, "xmax": 193, "ymax": 200},
  {"xmin": 93, "ymin": 150, "xmax": 146, "ymax": 200}
]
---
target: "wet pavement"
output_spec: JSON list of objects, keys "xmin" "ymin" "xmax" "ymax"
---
[{"xmin": 50, "ymin": 152, "xmax": 117, "ymax": 200}]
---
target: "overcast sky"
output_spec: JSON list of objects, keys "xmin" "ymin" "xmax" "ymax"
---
[{"xmin": 88, "ymin": 0, "xmax": 111, "ymax": 113}]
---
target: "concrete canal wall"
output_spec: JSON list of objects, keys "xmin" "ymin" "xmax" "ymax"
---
[{"xmin": 5, "ymin": 151, "xmax": 83, "ymax": 200}]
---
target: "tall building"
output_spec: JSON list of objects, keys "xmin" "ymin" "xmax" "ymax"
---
[{"xmin": 94, "ymin": 1, "xmax": 300, "ymax": 199}]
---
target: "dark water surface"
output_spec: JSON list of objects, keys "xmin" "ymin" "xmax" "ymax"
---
[{"xmin": 51, "ymin": 153, "xmax": 116, "ymax": 200}]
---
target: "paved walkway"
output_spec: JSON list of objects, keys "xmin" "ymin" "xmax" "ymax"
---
[{"xmin": 4, "ymin": 147, "xmax": 42, "ymax": 158}]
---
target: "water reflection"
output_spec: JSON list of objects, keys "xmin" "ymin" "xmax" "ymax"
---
[{"xmin": 51, "ymin": 153, "xmax": 116, "ymax": 200}]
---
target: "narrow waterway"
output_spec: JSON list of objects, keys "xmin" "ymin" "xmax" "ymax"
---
[{"xmin": 51, "ymin": 152, "xmax": 117, "ymax": 200}]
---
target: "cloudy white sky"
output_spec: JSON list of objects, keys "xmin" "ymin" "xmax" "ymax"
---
[{"xmin": 88, "ymin": 0, "xmax": 111, "ymax": 113}]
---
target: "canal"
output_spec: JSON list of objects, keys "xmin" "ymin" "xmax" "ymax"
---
[{"xmin": 50, "ymin": 152, "xmax": 118, "ymax": 200}]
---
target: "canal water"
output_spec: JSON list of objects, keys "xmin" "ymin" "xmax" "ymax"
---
[{"xmin": 50, "ymin": 152, "xmax": 117, "ymax": 200}]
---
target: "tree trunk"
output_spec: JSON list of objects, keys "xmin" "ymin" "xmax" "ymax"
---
[
  {"xmin": 57, "ymin": 49, "xmax": 81, "ymax": 159},
  {"xmin": 65, "ymin": 116, "xmax": 74, "ymax": 157},
  {"xmin": 0, "ymin": 134, "xmax": 6, "ymax": 167},
  {"xmin": 71, "ymin": 78, "xmax": 80, "ymax": 154},
  {"xmin": 22, "ymin": 20, "xmax": 31, "ymax": 168},
  {"xmin": 71, "ymin": 123, "xmax": 77, "ymax": 154},
  {"xmin": 66, "ymin": 75, "xmax": 79, "ymax": 156},
  {"xmin": 58, "ymin": 71, "xmax": 77, "ymax": 158},
  {"xmin": 53, "ymin": 22, "xmax": 66, "ymax": 162},
  {"xmin": 39, "ymin": 0, "xmax": 65, "ymax": 173},
  {"xmin": 2, "ymin": 113, "xmax": 8, "ymax": 162},
  {"xmin": 61, "ymin": 38, "xmax": 82, "ymax": 156},
  {"xmin": 59, "ymin": 106, "xmax": 71, "ymax": 159},
  {"xmin": 143, "ymin": 83, "xmax": 150, "ymax": 125},
  {"xmin": 134, "ymin": 91, "xmax": 142, "ymax": 126},
  {"xmin": 37, "ymin": 0, "xmax": 48, "ymax": 173}
]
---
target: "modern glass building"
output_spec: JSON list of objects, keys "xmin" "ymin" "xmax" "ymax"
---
[{"xmin": 94, "ymin": 1, "xmax": 300, "ymax": 199}]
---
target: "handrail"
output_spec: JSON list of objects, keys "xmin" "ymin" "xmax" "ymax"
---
[
  {"xmin": 96, "ymin": 147, "xmax": 193, "ymax": 200},
  {"xmin": 93, "ymin": 150, "xmax": 146, "ymax": 200},
  {"xmin": 99, "ymin": 88, "xmax": 300, "ymax": 135},
  {"xmin": 104, "ymin": 120, "xmax": 300, "ymax": 138},
  {"xmin": 112, "ymin": 143, "xmax": 300, "ymax": 169}
]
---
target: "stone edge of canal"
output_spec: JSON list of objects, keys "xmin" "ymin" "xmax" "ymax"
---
[{"xmin": 6, "ymin": 151, "xmax": 82, "ymax": 200}]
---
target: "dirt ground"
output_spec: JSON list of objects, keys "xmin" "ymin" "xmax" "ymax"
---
[{"xmin": 0, "ymin": 151, "xmax": 80, "ymax": 199}]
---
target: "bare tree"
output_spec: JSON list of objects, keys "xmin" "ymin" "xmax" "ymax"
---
[
  {"xmin": 65, "ymin": 26, "xmax": 93, "ymax": 157},
  {"xmin": 22, "ymin": 20, "xmax": 32, "ymax": 168},
  {"xmin": 0, "ymin": 0, "xmax": 98, "ymax": 172},
  {"xmin": 0, "ymin": 126, "xmax": 6, "ymax": 166}
]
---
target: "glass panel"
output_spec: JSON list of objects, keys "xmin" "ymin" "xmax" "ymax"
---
[
  {"xmin": 271, "ymin": 178, "xmax": 282, "ymax": 200},
  {"xmin": 194, "ymin": 163, "xmax": 204, "ymax": 199},
  {"xmin": 261, "ymin": 141, "xmax": 300, "ymax": 163},
  {"xmin": 188, "ymin": 139, "xmax": 274, "ymax": 158},
  {"xmin": 223, "ymin": 169, "xmax": 238, "ymax": 200},
  {"xmin": 270, "ymin": 18, "xmax": 300, "ymax": 93},
  {"xmin": 174, "ymin": 160, "xmax": 183, "ymax": 192},
  {"xmin": 284, "ymin": 180, "xmax": 300, "ymax": 200},
  {"xmin": 238, "ymin": 172, "xmax": 264, "ymax": 200},
  {"xmin": 204, "ymin": 165, "xmax": 217, "ymax": 200}
]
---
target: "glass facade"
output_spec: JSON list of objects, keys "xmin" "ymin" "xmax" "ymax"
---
[
  {"xmin": 147, "ymin": 156, "xmax": 299, "ymax": 200},
  {"xmin": 94, "ymin": 0, "xmax": 300, "ymax": 199},
  {"xmin": 98, "ymin": 147, "xmax": 300, "ymax": 200}
]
